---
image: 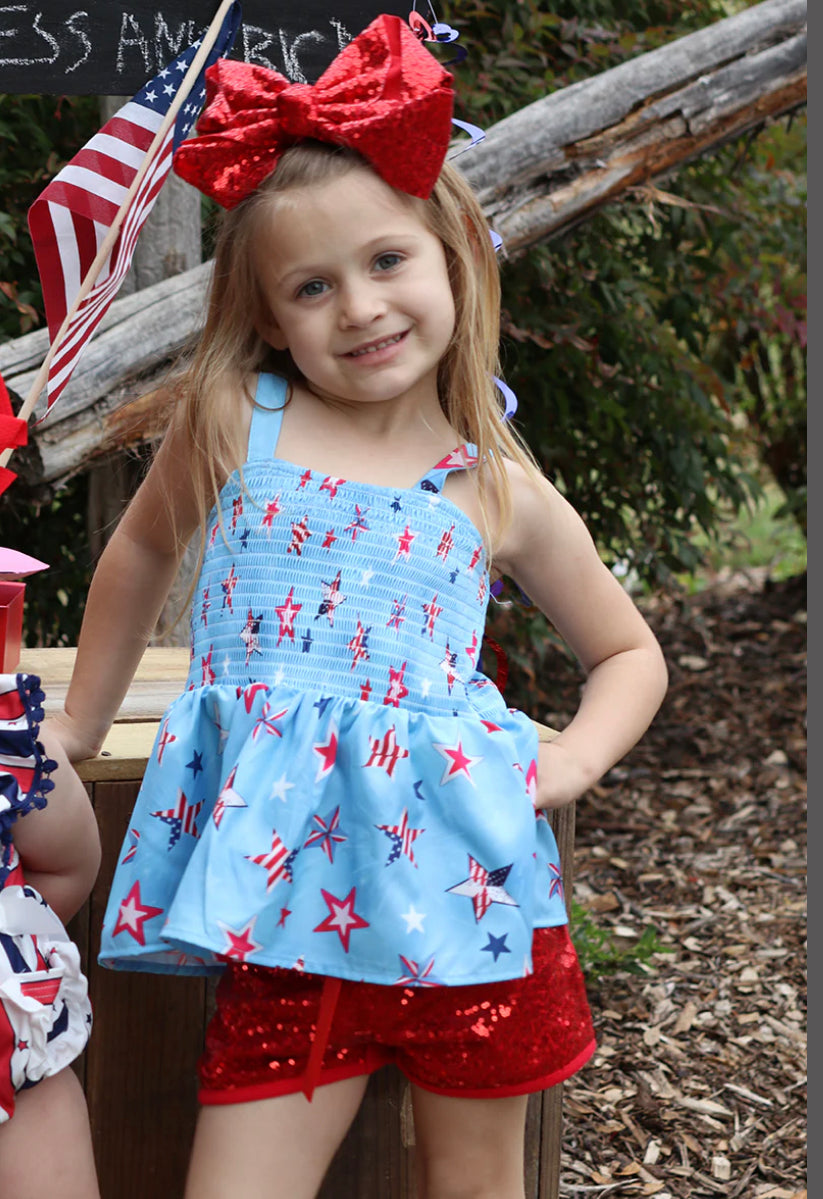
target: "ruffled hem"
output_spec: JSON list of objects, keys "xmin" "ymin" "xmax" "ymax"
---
[
  {"xmin": 0, "ymin": 878, "xmax": 93, "ymax": 1119},
  {"xmin": 99, "ymin": 682, "xmax": 569, "ymax": 985},
  {"xmin": 0, "ymin": 674, "xmax": 56, "ymax": 871}
]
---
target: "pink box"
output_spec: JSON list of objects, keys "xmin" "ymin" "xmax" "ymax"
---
[{"xmin": 0, "ymin": 580, "xmax": 25, "ymax": 671}]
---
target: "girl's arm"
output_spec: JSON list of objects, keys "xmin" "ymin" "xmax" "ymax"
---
[
  {"xmin": 493, "ymin": 463, "xmax": 668, "ymax": 809},
  {"xmin": 49, "ymin": 415, "xmax": 203, "ymax": 762},
  {"xmin": 12, "ymin": 726, "xmax": 101, "ymax": 922}
]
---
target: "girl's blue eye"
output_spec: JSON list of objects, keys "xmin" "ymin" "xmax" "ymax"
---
[
  {"xmin": 298, "ymin": 279, "xmax": 327, "ymax": 298},
  {"xmin": 375, "ymin": 253, "xmax": 403, "ymax": 272}
]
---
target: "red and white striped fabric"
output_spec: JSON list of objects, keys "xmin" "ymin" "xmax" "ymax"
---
[{"xmin": 26, "ymin": 2, "xmax": 240, "ymax": 415}]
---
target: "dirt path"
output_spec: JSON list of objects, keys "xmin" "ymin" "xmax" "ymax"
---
[{"xmin": 549, "ymin": 572, "xmax": 807, "ymax": 1198}]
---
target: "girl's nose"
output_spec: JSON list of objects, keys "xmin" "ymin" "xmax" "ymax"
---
[{"xmin": 338, "ymin": 279, "xmax": 385, "ymax": 328}]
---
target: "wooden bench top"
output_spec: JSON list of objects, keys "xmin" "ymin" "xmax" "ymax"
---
[{"xmin": 18, "ymin": 646, "xmax": 558, "ymax": 782}]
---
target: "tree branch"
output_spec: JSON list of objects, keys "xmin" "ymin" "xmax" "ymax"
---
[{"xmin": 0, "ymin": 0, "xmax": 805, "ymax": 488}]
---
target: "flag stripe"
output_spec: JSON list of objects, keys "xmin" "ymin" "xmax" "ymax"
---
[{"xmin": 27, "ymin": 1, "xmax": 241, "ymax": 413}]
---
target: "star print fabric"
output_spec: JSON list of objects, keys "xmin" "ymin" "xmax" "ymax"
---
[
  {"xmin": 99, "ymin": 374, "xmax": 569, "ymax": 986},
  {"xmin": 0, "ymin": 674, "xmax": 92, "ymax": 1121}
]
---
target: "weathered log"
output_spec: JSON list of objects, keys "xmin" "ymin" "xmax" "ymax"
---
[
  {"xmin": 0, "ymin": 0, "xmax": 805, "ymax": 490},
  {"xmin": 460, "ymin": 0, "xmax": 806, "ymax": 253}
]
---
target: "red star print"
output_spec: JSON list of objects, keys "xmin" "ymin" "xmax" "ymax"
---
[
  {"xmin": 344, "ymin": 504, "xmax": 370, "ymax": 542},
  {"xmin": 320, "ymin": 476, "xmax": 346, "ymax": 499},
  {"xmin": 231, "ymin": 494, "xmax": 243, "ymax": 532},
  {"xmin": 157, "ymin": 717, "xmax": 176, "ymax": 764},
  {"xmin": 218, "ymin": 918, "xmax": 262, "ymax": 962},
  {"xmin": 221, "ymin": 565, "xmax": 238, "ymax": 610},
  {"xmin": 262, "ymin": 495, "xmax": 281, "ymax": 529},
  {"xmin": 201, "ymin": 648, "xmax": 216, "ymax": 686},
  {"xmin": 387, "ymin": 596, "xmax": 407, "ymax": 631},
  {"xmin": 360, "ymin": 679, "xmax": 372, "ymax": 701},
  {"xmin": 113, "ymin": 881, "xmax": 164, "ymax": 946},
  {"xmin": 322, "ymin": 528, "xmax": 338, "ymax": 550},
  {"xmin": 421, "ymin": 594, "xmax": 443, "ymax": 638},
  {"xmin": 313, "ymin": 887, "xmax": 370, "ymax": 953},
  {"xmin": 432, "ymin": 446, "xmax": 478, "ymax": 471},
  {"xmin": 480, "ymin": 720, "xmax": 503, "ymax": 733},
  {"xmin": 436, "ymin": 524, "xmax": 455, "ymax": 561},
  {"xmin": 288, "ymin": 515, "xmax": 312, "ymax": 556},
  {"xmin": 468, "ymin": 544, "xmax": 484, "ymax": 573},
  {"xmin": 525, "ymin": 759, "xmax": 538, "ymax": 805},
  {"xmin": 245, "ymin": 830, "xmax": 297, "ymax": 891},
  {"xmin": 242, "ymin": 681, "xmax": 269, "ymax": 712},
  {"xmin": 252, "ymin": 702, "xmax": 288, "ymax": 741},
  {"xmin": 314, "ymin": 724, "xmax": 339, "ymax": 780},
  {"xmin": 383, "ymin": 662, "xmax": 409, "ymax": 707},
  {"xmin": 364, "ymin": 725, "xmax": 410, "ymax": 776},
  {"xmin": 347, "ymin": 619, "xmax": 371, "ymax": 670},
  {"xmin": 275, "ymin": 587, "xmax": 303, "ymax": 645},
  {"xmin": 395, "ymin": 524, "xmax": 417, "ymax": 560},
  {"xmin": 433, "ymin": 739, "xmax": 483, "ymax": 785},
  {"xmin": 299, "ymin": 469, "xmax": 313, "ymax": 488},
  {"xmin": 278, "ymin": 907, "xmax": 292, "ymax": 927}
]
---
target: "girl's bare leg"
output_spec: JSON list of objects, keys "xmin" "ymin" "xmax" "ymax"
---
[
  {"xmin": 0, "ymin": 1067, "xmax": 100, "ymax": 1199},
  {"xmin": 410, "ymin": 1086, "xmax": 530, "ymax": 1199},
  {"xmin": 184, "ymin": 1074, "xmax": 370, "ymax": 1199}
]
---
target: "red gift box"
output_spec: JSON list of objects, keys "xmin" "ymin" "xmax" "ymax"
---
[{"xmin": 0, "ymin": 580, "xmax": 25, "ymax": 671}]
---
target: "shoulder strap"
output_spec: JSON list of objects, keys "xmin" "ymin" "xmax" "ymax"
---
[
  {"xmin": 247, "ymin": 374, "xmax": 288, "ymax": 461},
  {"xmin": 415, "ymin": 443, "xmax": 479, "ymax": 493}
]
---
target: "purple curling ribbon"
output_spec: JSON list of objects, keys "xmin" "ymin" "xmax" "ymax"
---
[{"xmin": 493, "ymin": 376, "xmax": 518, "ymax": 420}]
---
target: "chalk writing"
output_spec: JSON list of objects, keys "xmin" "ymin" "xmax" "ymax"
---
[{"xmin": 0, "ymin": 3, "xmax": 408, "ymax": 94}]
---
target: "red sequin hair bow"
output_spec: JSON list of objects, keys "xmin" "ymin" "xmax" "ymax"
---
[{"xmin": 173, "ymin": 14, "xmax": 455, "ymax": 208}]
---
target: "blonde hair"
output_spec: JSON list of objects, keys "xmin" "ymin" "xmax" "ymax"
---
[{"xmin": 173, "ymin": 140, "xmax": 541, "ymax": 559}]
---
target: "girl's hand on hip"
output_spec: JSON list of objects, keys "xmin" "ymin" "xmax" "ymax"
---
[{"xmin": 533, "ymin": 740, "xmax": 592, "ymax": 810}]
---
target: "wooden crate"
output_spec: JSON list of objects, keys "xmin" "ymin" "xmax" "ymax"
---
[{"xmin": 20, "ymin": 648, "xmax": 574, "ymax": 1199}]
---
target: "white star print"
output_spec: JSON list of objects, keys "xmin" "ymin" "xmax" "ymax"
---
[
  {"xmin": 401, "ymin": 906, "xmax": 426, "ymax": 933},
  {"xmin": 420, "ymin": 678, "xmax": 433, "ymax": 698},
  {"xmin": 270, "ymin": 774, "xmax": 295, "ymax": 803},
  {"xmin": 361, "ymin": 568, "xmax": 374, "ymax": 586}
]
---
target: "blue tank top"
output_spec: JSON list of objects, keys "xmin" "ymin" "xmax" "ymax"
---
[{"xmin": 99, "ymin": 374, "xmax": 568, "ymax": 984}]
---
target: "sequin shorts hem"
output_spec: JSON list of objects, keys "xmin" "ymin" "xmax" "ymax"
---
[{"xmin": 198, "ymin": 925, "xmax": 595, "ymax": 1104}]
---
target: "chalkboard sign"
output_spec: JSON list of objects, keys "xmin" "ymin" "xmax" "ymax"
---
[{"xmin": 0, "ymin": 2, "xmax": 412, "ymax": 94}]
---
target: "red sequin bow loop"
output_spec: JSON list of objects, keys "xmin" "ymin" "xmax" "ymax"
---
[{"xmin": 174, "ymin": 14, "xmax": 455, "ymax": 208}]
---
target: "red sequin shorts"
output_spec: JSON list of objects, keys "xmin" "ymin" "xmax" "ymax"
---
[{"xmin": 198, "ymin": 926, "xmax": 595, "ymax": 1104}]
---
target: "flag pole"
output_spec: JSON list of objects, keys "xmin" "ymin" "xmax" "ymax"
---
[{"xmin": 0, "ymin": 0, "xmax": 236, "ymax": 470}]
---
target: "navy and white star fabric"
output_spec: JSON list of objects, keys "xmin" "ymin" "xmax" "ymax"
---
[{"xmin": 0, "ymin": 675, "xmax": 92, "ymax": 1122}]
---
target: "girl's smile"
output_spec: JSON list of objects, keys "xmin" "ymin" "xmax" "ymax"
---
[{"xmin": 256, "ymin": 168, "xmax": 456, "ymax": 417}]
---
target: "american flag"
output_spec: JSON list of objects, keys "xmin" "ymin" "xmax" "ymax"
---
[
  {"xmin": 26, "ymin": 1, "xmax": 241, "ymax": 415},
  {"xmin": 150, "ymin": 788, "xmax": 204, "ymax": 850},
  {"xmin": 246, "ymin": 831, "xmax": 298, "ymax": 892}
]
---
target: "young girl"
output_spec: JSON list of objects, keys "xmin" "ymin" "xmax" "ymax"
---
[
  {"xmin": 49, "ymin": 15, "xmax": 667, "ymax": 1198},
  {"xmin": 0, "ymin": 673, "xmax": 100, "ymax": 1198}
]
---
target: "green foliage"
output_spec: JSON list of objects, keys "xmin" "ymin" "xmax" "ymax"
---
[
  {"xmin": 0, "ymin": 94, "xmax": 99, "ymax": 337},
  {"xmin": 0, "ymin": 94, "xmax": 100, "ymax": 647},
  {"xmin": 570, "ymin": 899, "xmax": 670, "ymax": 980},
  {"xmin": 451, "ymin": 0, "xmax": 806, "ymax": 588}
]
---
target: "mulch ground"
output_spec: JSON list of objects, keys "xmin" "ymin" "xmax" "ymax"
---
[{"xmin": 544, "ymin": 570, "xmax": 807, "ymax": 1199}]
